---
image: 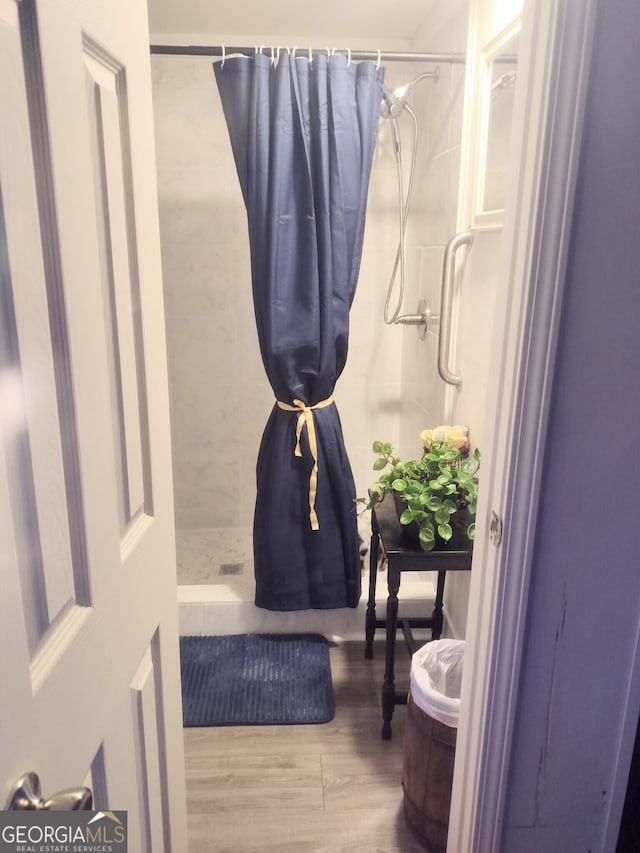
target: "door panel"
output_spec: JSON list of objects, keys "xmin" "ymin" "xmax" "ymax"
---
[
  {"xmin": 83, "ymin": 38, "xmax": 150, "ymax": 532},
  {"xmin": 0, "ymin": 0, "xmax": 186, "ymax": 848},
  {"xmin": 83, "ymin": 45, "xmax": 149, "ymax": 531}
]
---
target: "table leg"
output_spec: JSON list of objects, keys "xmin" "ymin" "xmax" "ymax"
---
[
  {"xmin": 431, "ymin": 570, "xmax": 446, "ymax": 640},
  {"xmin": 381, "ymin": 565, "xmax": 400, "ymax": 740},
  {"xmin": 364, "ymin": 527, "xmax": 379, "ymax": 659}
]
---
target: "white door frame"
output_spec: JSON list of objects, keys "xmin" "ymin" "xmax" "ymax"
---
[{"xmin": 447, "ymin": 1, "xmax": 599, "ymax": 849}]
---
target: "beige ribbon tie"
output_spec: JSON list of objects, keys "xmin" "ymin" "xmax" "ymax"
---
[{"xmin": 277, "ymin": 395, "xmax": 335, "ymax": 530}]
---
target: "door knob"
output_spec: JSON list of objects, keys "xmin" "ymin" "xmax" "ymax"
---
[{"xmin": 8, "ymin": 772, "xmax": 93, "ymax": 811}]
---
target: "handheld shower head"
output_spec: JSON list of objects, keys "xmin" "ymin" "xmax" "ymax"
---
[
  {"xmin": 379, "ymin": 67, "xmax": 440, "ymax": 119},
  {"xmin": 378, "ymin": 67, "xmax": 439, "ymax": 326},
  {"xmin": 381, "ymin": 85, "xmax": 410, "ymax": 119}
]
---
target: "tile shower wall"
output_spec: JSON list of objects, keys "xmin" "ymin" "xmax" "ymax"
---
[
  {"xmin": 152, "ymin": 58, "xmax": 258, "ymax": 529},
  {"xmin": 398, "ymin": 0, "xmax": 469, "ymax": 459},
  {"xmin": 151, "ymin": 55, "xmax": 406, "ymax": 531},
  {"xmin": 399, "ymin": 0, "xmax": 471, "ymax": 639}
]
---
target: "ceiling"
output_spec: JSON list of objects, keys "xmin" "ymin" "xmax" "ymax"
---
[{"xmin": 147, "ymin": 0, "xmax": 430, "ymax": 44}]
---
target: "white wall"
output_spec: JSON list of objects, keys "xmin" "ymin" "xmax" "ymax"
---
[
  {"xmin": 501, "ymin": 1, "xmax": 640, "ymax": 846},
  {"xmin": 398, "ymin": 0, "xmax": 469, "ymax": 460},
  {"xmin": 399, "ymin": 0, "xmax": 472, "ymax": 639},
  {"xmin": 152, "ymin": 57, "xmax": 270, "ymax": 529}
]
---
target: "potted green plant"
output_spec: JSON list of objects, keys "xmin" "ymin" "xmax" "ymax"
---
[{"xmin": 358, "ymin": 438, "xmax": 481, "ymax": 552}]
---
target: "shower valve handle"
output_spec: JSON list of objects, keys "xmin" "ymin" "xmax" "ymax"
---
[{"xmin": 395, "ymin": 299, "xmax": 438, "ymax": 340}]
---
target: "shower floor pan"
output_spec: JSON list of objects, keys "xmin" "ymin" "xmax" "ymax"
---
[
  {"xmin": 177, "ymin": 567, "xmax": 437, "ymax": 640},
  {"xmin": 175, "ymin": 526, "xmax": 438, "ymax": 639}
]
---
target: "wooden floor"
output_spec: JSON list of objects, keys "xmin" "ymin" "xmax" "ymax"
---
[{"xmin": 184, "ymin": 637, "xmax": 429, "ymax": 852}]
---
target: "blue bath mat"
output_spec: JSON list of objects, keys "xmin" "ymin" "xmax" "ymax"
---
[{"xmin": 179, "ymin": 633, "xmax": 334, "ymax": 726}]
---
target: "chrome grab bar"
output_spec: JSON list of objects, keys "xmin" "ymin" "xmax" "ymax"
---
[{"xmin": 438, "ymin": 231, "xmax": 473, "ymax": 388}]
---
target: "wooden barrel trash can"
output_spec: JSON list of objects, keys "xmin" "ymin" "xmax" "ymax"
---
[{"xmin": 402, "ymin": 640, "xmax": 465, "ymax": 852}]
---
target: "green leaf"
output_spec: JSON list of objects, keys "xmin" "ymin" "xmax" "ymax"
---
[
  {"xmin": 419, "ymin": 526, "xmax": 436, "ymax": 548},
  {"xmin": 391, "ymin": 478, "xmax": 408, "ymax": 492},
  {"xmin": 467, "ymin": 522, "xmax": 476, "ymax": 540},
  {"xmin": 435, "ymin": 506, "xmax": 452, "ymax": 524},
  {"xmin": 426, "ymin": 495, "xmax": 442, "ymax": 511},
  {"xmin": 438, "ymin": 522, "xmax": 453, "ymax": 541},
  {"xmin": 428, "ymin": 479, "xmax": 442, "ymax": 491},
  {"xmin": 372, "ymin": 440, "xmax": 384, "ymax": 453},
  {"xmin": 373, "ymin": 458, "xmax": 388, "ymax": 471}
]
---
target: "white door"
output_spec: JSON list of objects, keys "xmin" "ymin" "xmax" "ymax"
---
[{"xmin": 0, "ymin": 0, "xmax": 187, "ymax": 848}]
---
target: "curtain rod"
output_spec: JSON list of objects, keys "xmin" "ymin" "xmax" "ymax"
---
[{"xmin": 149, "ymin": 44, "xmax": 467, "ymax": 64}]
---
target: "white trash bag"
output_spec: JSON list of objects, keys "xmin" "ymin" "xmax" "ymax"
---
[{"xmin": 410, "ymin": 639, "xmax": 465, "ymax": 728}]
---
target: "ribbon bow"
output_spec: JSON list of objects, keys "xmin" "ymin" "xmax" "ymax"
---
[{"xmin": 276, "ymin": 396, "xmax": 335, "ymax": 530}]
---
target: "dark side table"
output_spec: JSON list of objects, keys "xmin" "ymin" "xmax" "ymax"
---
[{"xmin": 364, "ymin": 491, "xmax": 472, "ymax": 740}]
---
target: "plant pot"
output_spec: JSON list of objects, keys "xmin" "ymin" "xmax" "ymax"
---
[{"xmin": 393, "ymin": 493, "xmax": 473, "ymax": 552}]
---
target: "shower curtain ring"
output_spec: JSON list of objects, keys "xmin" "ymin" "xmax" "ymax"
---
[
  {"xmin": 221, "ymin": 44, "xmax": 226, "ymax": 67},
  {"xmin": 347, "ymin": 48, "xmax": 352, "ymax": 66},
  {"xmin": 292, "ymin": 45, "xmax": 298, "ymax": 59},
  {"xmin": 376, "ymin": 48, "xmax": 381, "ymax": 70},
  {"xmin": 308, "ymin": 46, "xmax": 313, "ymax": 64}
]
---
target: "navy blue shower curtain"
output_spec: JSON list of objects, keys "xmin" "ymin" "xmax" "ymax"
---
[{"xmin": 214, "ymin": 52, "xmax": 384, "ymax": 610}]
